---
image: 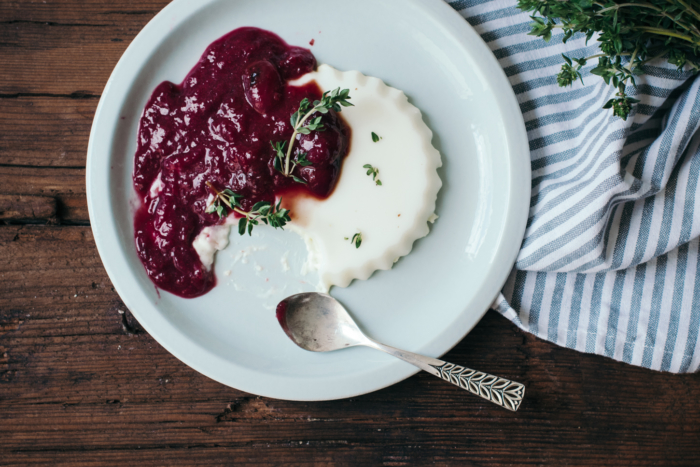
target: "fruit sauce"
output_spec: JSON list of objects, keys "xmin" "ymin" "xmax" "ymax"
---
[{"xmin": 132, "ymin": 27, "xmax": 350, "ymax": 298}]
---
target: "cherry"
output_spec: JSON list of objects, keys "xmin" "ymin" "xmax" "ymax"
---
[
  {"xmin": 242, "ymin": 60, "xmax": 283, "ymax": 115},
  {"xmin": 277, "ymin": 49, "xmax": 317, "ymax": 80}
]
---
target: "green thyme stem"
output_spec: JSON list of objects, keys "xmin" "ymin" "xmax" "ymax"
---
[
  {"xmin": 538, "ymin": 9, "xmax": 699, "ymax": 43},
  {"xmin": 627, "ymin": 46, "xmax": 640, "ymax": 73},
  {"xmin": 594, "ymin": 3, "xmax": 698, "ymax": 38},
  {"xmin": 639, "ymin": 50, "xmax": 669, "ymax": 67},
  {"xmin": 660, "ymin": 14, "xmax": 700, "ymax": 37},
  {"xmin": 205, "ymin": 181, "xmax": 261, "ymax": 220},
  {"xmin": 284, "ymin": 106, "xmax": 318, "ymax": 176},
  {"xmin": 677, "ymin": 0, "xmax": 700, "ymax": 22},
  {"xmin": 657, "ymin": 11, "xmax": 700, "ymax": 37},
  {"xmin": 585, "ymin": 53, "xmax": 610, "ymax": 61},
  {"xmin": 232, "ymin": 206, "xmax": 251, "ymax": 218},
  {"xmin": 637, "ymin": 26, "xmax": 700, "ymax": 45},
  {"xmin": 215, "ymin": 198, "xmax": 252, "ymax": 219},
  {"xmin": 596, "ymin": 3, "xmax": 662, "ymax": 14}
]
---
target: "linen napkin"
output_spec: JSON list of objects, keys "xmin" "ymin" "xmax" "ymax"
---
[{"xmin": 448, "ymin": 0, "xmax": 700, "ymax": 372}]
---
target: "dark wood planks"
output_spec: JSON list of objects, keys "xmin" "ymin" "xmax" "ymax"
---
[
  {"xmin": 0, "ymin": 96, "xmax": 96, "ymax": 167},
  {"xmin": 0, "ymin": 1, "xmax": 168, "ymax": 25},
  {"xmin": 0, "ymin": 3, "xmax": 167, "ymax": 224},
  {"xmin": 1, "ymin": 225, "xmax": 699, "ymax": 465},
  {"xmin": 0, "ymin": 22, "xmax": 136, "ymax": 96},
  {"xmin": 0, "ymin": 194, "xmax": 56, "ymax": 220},
  {"xmin": 0, "ymin": 166, "xmax": 87, "ymax": 222},
  {"xmin": 0, "ymin": 0, "xmax": 170, "ymax": 95}
]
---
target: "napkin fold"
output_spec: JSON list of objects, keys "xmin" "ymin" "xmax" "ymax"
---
[{"xmin": 449, "ymin": 0, "xmax": 700, "ymax": 372}]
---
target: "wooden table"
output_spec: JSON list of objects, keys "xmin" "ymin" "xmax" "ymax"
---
[{"xmin": 1, "ymin": 1, "xmax": 699, "ymax": 465}]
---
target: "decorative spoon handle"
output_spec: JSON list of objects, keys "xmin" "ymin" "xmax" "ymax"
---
[
  {"xmin": 366, "ymin": 340, "xmax": 525, "ymax": 412},
  {"xmin": 430, "ymin": 361, "xmax": 525, "ymax": 412}
]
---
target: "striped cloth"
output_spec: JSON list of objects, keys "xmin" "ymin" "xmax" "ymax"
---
[{"xmin": 448, "ymin": 0, "xmax": 700, "ymax": 373}]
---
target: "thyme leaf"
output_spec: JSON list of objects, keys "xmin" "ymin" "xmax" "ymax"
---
[
  {"xmin": 363, "ymin": 164, "xmax": 382, "ymax": 186},
  {"xmin": 350, "ymin": 232, "xmax": 362, "ymax": 248}
]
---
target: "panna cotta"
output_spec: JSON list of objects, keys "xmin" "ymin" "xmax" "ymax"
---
[{"xmin": 286, "ymin": 65, "xmax": 442, "ymax": 291}]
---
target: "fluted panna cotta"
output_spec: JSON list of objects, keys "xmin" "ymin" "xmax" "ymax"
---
[{"xmin": 284, "ymin": 65, "xmax": 442, "ymax": 291}]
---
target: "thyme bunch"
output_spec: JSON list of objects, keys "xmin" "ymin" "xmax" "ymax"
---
[{"xmin": 518, "ymin": 0, "xmax": 700, "ymax": 119}]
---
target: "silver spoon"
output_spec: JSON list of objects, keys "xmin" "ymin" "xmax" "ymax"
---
[{"xmin": 277, "ymin": 293, "xmax": 525, "ymax": 411}]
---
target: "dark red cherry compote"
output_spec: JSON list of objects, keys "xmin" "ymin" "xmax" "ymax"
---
[{"xmin": 132, "ymin": 27, "xmax": 351, "ymax": 298}]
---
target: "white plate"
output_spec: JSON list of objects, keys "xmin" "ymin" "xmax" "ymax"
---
[{"xmin": 87, "ymin": 0, "xmax": 530, "ymax": 401}]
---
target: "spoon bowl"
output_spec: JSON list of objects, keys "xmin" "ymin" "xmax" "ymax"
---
[{"xmin": 276, "ymin": 292, "xmax": 368, "ymax": 352}]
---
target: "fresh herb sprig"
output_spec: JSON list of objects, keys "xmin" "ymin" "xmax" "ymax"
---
[
  {"xmin": 271, "ymin": 88, "xmax": 353, "ymax": 180},
  {"xmin": 364, "ymin": 164, "xmax": 382, "ymax": 186},
  {"xmin": 205, "ymin": 181, "xmax": 291, "ymax": 236},
  {"xmin": 518, "ymin": 0, "xmax": 700, "ymax": 120},
  {"xmin": 236, "ymin": 199, "xmax": 291, "ymax": 236},
  {"xmin": 371, "ymin": 132, "xmax": 382, "ymax": 142},
  {"xmin": 204, "ymin": 184, "xmax": 244, "ymax": 219}
]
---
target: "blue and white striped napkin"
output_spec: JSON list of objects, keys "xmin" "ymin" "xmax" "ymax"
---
[{"xmin": 448, "ymin": 0, "xmax": 700, "ymax": 373}]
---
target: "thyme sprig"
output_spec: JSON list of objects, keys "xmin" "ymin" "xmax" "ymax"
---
[
  {"xmin": 518, "ymin": 0, "xmax": 700, "ymax": 120},
  {"xmin": 205, "ymin": 181, "xmax": 291, "ymax": 236},
  {"xmin": 204, "ymin": 183, "xmax": 244, "ymax": 219},
  {"xmin": 271, "ymin": 88, "xmax": 353, "ymax": 181}
]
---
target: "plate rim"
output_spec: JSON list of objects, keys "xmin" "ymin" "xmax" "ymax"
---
[{"xmin": 86, "ymin": 0, "xmax": 530, "ymax": 401}]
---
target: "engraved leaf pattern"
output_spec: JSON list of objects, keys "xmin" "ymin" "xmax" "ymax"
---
[{"xmin": 431, "ymin": 363, "xmax": 525, "ymax": 412}]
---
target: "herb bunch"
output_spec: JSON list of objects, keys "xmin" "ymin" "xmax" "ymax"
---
[
  {"xmin": 205, "ymin": 181, "xmax": 291, "ymax": 236},
  {"xmin": 271, "ymin": 88, "xmax": 353, "ymax": 181},
  {"xmin": 518, "ymin": 0, "xmax": 700, "ymax": 120}
]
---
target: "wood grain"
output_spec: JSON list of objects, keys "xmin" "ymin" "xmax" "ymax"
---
[
  {"xmin": 0, "ymin": 22, "xmax": 133, "ymax": 95},
  {"xmin": 0, "ymin": 166, "xmax": 87, "ymax": 223},
  {"xmin": 0, "ymin": 96, "xmax": 96, "ymax": 167},
  {"xmin": 0, "ymin": 194, "xmax": 56, "ymax": 220},
  {"xmin": 1, "ymin": 1, "xmax": 699, "ymax": 465},
  {"xmin": 0, "ymin": 1, "xmax": 168, "ymax": 25}
]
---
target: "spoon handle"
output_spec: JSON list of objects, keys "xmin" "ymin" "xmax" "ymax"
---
[
  {"xmin": 367, "ymin": 340, "xmax": 525, "ymax": 412},
  {"xmin": 429, "ymin": 360, "xmax": 525, "ymax": 412}
]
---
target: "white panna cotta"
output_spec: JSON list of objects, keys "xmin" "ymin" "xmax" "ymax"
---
[
  {"xmin": 287, "ymin": 65, "xmax": 442, "ymax": 290},
  {"xmin": 193, "ymin": 64, "xmax": 442, "ymax": 292}
]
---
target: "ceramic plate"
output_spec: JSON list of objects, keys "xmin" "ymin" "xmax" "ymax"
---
[{"xmin": 87, "ymin": 0, "xmax": 530, "ymax": 400}]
